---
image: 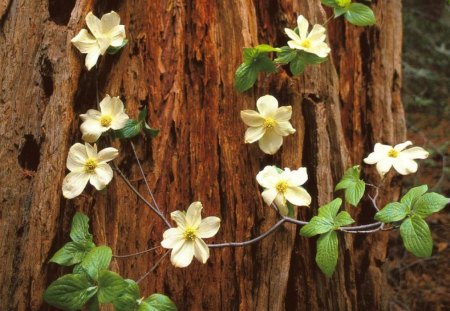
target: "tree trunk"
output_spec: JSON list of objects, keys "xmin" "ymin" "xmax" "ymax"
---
[{"xmin": 0, "ymin": 0, "xmax": 404, "ymax": 310}]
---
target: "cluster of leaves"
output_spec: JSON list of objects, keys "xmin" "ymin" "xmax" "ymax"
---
[
  {"xmin": 321, "ymin": 0, "xmax": 376, "ymax": 26},
  {"xmin": 298, "ymin": 166, "xmax": 448, "ymax": 277},
  {"xmin": 44, "ymin": 213, "xmax": 177, "ymax": 311},
  {"xmin": 234, "ymin": 1, "xmax": 376, "ymax": 92},
  {"xmin": 112, "ymin": 107, "xmax": 159, "ymax": 140},
  {"xmin": 375, "ymin": 185, "xmax": 449, "ymax": 257}
]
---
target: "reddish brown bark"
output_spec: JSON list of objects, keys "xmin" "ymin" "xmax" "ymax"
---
[{"xmin": 0, "ymin": 0, "xmax": 404, "ymax": 310}]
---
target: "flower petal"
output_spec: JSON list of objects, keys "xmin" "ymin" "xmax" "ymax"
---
[
  {"xmin": 394, "ymin": 141, "xmax": 413, "ymax": 152},
  {"xmin": 285, "ymin": 186, "xmax": 312, "ymax": 207},
  {"xmin": 287, "ymin": 40, "xmax": 306, "ymax": 51},
  {"xmin": 100, "ymin": 11, "xmax": 121, "ymax": 33},
  {"xmin": 62, "ymin": 171, "xmax": 90, "ymax": 199},
  {"xmin": 273, "ymin": 106, "xmax": 293, "ymax": 122},
  {"xmin": 304, "ymin": 42, "xmax": 330, "ymax": 58},
  {"xmin": 307, "ymin": 24, "xmax": 326, "ymax": 42},
  {"xmin": 67, "ymin": 143, "xmax": 88, "ymax": 171},
  {"xmin": 393, "ymin": 159, "xmax": 418, "ymax": 175},
  {"xmin": 110, "ymin": 96, "xmax": 125, "ymax": 115},
  {"xmin": 274, "ymin": 121, "xmax": 296, "ymax": 136},
  {"xmin": 97, "ymin": 147, "xmax": 119, "ymax": 163},
  {"xmin": 256, "ymin": 95, "xmax": 279, "ymax": 117},
  {"xmin": 261, "ymin": 188, "xmax": 278, "ymax": 206},
  {"xmin": 284, "ymin": 28, "xmax": 301, "ymax": 42},
  {"xmin": 108, "ymin": 25, "xmax": 126, "ymax": 47},
  {"xmin": 161, "ymin": 228, "xmax": 185, "ymax": 249},
  {"xmin": 274, "ymin": 194, "xmax": 287, "ymax": 214},
  {"xmin": 400, "ymin": 147, "xmax": 429, "ymax": 160},
  {"xmin": 90, "ymin": 163, "xmax": 113, "ymax": 190},
  {"xmin": 197, "ymin": 217, "xmax": 221, "ymax": 239},
  {"xmin": 84, "ymin": 143, "xmax": 98, "ymax": 158},
  {"xmin": 363, "ymin": 151, "xmax": 385, "ymax": 165},
  {"xmin": 80, "ymin": 119, "xmax": 103, "ymax": 143},
  {"xmin": 244, "ymin": 126, "xmax": 265, "ymax": 143},
  {"xmin": 297, "ymin": 15, "xmax": 309, "ymax": 40},
  {"xmin": 71, "ymin": 29, "xmax": 98, "ymax": 54},
  {"xmin": 111, "ymin": 112, "xmax": 129, "ymax": 130},
  {"xmin": 193, "ymin": 238, "xmax": 210, "ymax": 263},
  {"xmin": 376, "ymin": 158, "xmax": 394, "ymax": 176},
  {"xmin": 285, "ymin": 167, "xmax": 308, "ymax": 186},
  {"xmin": 85, "ymin": 12, "xmax": 102, "ymax": 38},
  {"xmin": 85, "ymin": 50, "xmax": 101, "ymax": 70},
  {"xmin": 258, "ymin": 130, "xmax": 283, "ymax": 154},
  {"xmin": 374, "ymin": 143, "xmax": 393, "ymax": 154},
  {"xmin": 186, "ymin": 201, "xmax": 203, "ymax": 228},
  {"xmin": 170, "ymin": 211, "xmax": 187, "ymax": 229},
  {"xmin": 80, "ymin": 109, "xmax": 101, "ymax": 121},
  {"xmin": 99, "ymin": 95, "xmax": 113, "ymax": 115},
  {"xmin": 256, "ymin": 166, "xmax": 279, "ymax": 189},
  {"xmin": 240, "ymin": 110, "xmax": 264, "ymax": 127},
  {"xmin": 170, "ymin": 241, "xmax": 195, "ymax": 268}
]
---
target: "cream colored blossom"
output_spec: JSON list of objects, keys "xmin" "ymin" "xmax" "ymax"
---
[
  {"xmin": 240, "ymin": 95, "xmax": 296, "ymax": 155},
  {"xmin": 62, "ymin": 143, "xmax": 118, "ymax": 199},
  {"xmin": 80, "ymin": 95, "xmax": 129, "ymax": 143},
  {"xmin": 363, "ymin": 141, "xmax": 429, "ymax": 177},
  {"xmin": 256, "ymin": 166, "xmax": 312, "ymax": 215},
  {"xmin": 284, "ymin": 15, "xmax": 331, "ymax": 58},
  {"xmin": 71, "ymin": 11, "xmax": 126, "ymax": 70},
  {"xmin": 161, "ymin": 202, "xmax": 221, "ymax": 268}
]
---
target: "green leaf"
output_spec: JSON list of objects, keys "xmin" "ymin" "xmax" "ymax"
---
[
  {"xmin": 275, "ymin": 46, "xmax": 297, "ymax": 64},
  {"xmin": 321, "ymin": 0, "xmax": 338, "ymax": 7},
  {"xmin": 255, "ymin": 55, "xmax": 278, "ymax": 73},
  {"xmin": 318, "ymin": 198, "xmax": 342, "ymax": 221},
  {"xmin": 286, "ymin": 201, "xmax": 295, "ymax": 218},
  {"xmin": 138, "ymin": 106, "xmax": 148, "ymax": 122},
  {"xmin": 300, "ymin": 216, "xmax": 334, "ymax": 237},
  {"xmin": 80, "ymin": 246, "xmax": 112, "ymax": 281},
  {"xmin": 289, "ymin": 56, "xmax": 306, "ymax": 76},
  {"xmin": 335, "ymin": 166, "xmax": 365, "ymax": 206},
  {"xmin": 87, "ymin": 296, "xmax": 100, "ymax": 311},
  {"xmin": 234, "ymin": 63, "xmax": 258, "ymax": 92},
  {"xmin": 334, "ymin": 211, "xmax": 355, "ymax": 227},
  {"xmin": 143, "ymin": 123, "xmax": 160, "ymax": 138},
  {"xmin": 138, "ymin": 294, "xmax": 178, "ymax": 311},
  {"xmin": 44, "ymin": 274, "xmax": 97, "ymax": 310},
  {"xmin": 345, "ymin": 3, "xmax": 376, "ymax": 26},
  {"xmin": 106, "ymin": 39, "xmax": 128, "ymax": 55},
  {"xmin": 401, "ymin": 185, "xmax": 428, "ymax": 208},
  {"xmin": 113, "ymin": 279, "xmax": 141, "ymax": 311},
  {"xmin": 50, "ymin": 241, "xmax": 95, "ymax": 266},
  {"xmin": 412, "ymin": 193, "xmax": 449, "ymax": 218},
  {"xmin": 374, "ymin": 202, "xmax": 409, "ymax": 223},
  {"xmin": 70, "ymin": 212, "xmax": 93, "ymax": 244},
  {"xmin": 115, "ymin": 119, "xmax": 144, "ymax": 139},
  {"xmin": 334, "ymin": 6, "xmax": 348, "ymax": 17},
  {"xmin": 400, "ymin": 216, "xmax": 433, "ymax": 257},
  {"xmin": 253, "ymin": 44, "xmax": 281, "ymax": 53},
  {"xmin": 316, "ymin": 231, "xmax": 339, "ymax": 277},
  {"xmin": 301, "ymin": 52, "xmax": 328, "ymax": 65},
  {"xmin": 97, "ymin": 271, "xmax": 128, "ymax": 304}
]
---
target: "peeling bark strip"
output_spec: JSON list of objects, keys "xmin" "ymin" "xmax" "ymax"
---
[{"xmin": 0, "ymin": 0, "xmax": 403, "ymax": 310}]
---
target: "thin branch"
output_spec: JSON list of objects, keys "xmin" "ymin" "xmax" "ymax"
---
[
  {"xmin": 136, "ymin": 250, "xmax": 170, "ymax": 284},
  {"xmin": 113, "ymin": 246, "xmax": 161, "ymax": 258},
  {"xmin": 207, "ymin": 218, "xmax": 287, "ymax": 248},
  {"xmin": 130, "ymin": 141, "xmax": 162, "ymax": 214},
  {"xmin": 113, "ymin": 162, "xmax": 172, "ymax": 228}
]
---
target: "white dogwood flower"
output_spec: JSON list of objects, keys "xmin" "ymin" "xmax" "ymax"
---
[
  {"xmin": 71, "ymin": 11, "xmax": 126, "ymax": 70},
  {"xmin": 161, "ymin": 202, "xmax": 221, "ymax": 268},
  {"xmin": 80, "ymin": 95, "xmax": 129, "ymax": 143},
  {"xmin": 240, "ymin": 95, "xmax": 296, "ymax": 155},
  {"xmin": 284, "ymin": 15, "xmax": 331, "ymax": 58},
  {"xmin": 62, "ymin": 143, "xmax": 118, "ymax": 199},
  {"xmin": 256, "ymin": 166, "xmax": 312, "ymax": 215},
  {"xmin": 363, "ymin": 141, "xmax": 429, "ymax": 177}
]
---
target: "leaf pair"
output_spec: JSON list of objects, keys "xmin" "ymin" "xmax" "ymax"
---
[
  {"xmin": 234, "ymin": 44, "xmax": 280, "ymax": 92},
  {"xmin": 321, "ymin": 0, "xmax": 376, "ymax": 26},
  {"xmin": 275, "ymin": 47, "xmax": 327, "ymax": 76},
  {"xmin": 335, "ymin": 165, "xmax": 365, "ymax": 207},
  {"xmin": 113, "ymin": 106, "xmax": 159, "ymax": 139},
  {"xmin": 300, "ymin": 198, "xmax": 355, "ymax": 276},
  {"xmin": 375, "ymin": 185, "xmax": 449, "ymax": 257}
]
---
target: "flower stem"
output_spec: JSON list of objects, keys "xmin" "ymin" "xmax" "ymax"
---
[
  {"xmin": 136, "ymin": 250, "xmax": 170, "ymax": 283},
  {"xmin": 113, "ymin": 245, "xmax": 161, "ymax": 258}
]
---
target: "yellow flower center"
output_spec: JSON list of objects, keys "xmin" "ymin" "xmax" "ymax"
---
[
  {"xmin": 100, "ymin": 114, "xmax": 112, "ymax": 127},
  {"xmin": 300, "ymin": 39, "xmax": 312, "ymax": 49},
  {"xmin": 183, "ymin": 227, "xmax": 197, "ymax": 241},
  {"xmin": 263, "ymin": 117, "xmax": 276, "ymax": 129},
  {"xmin": 336, "ymin": 0, "xmax": 351, "ymax": 7},
  {"xmin": 387, "ymin": 149, "xmax": 399, "ymax": 158},
  {"xmin": 84, "ymin": 158, "xmax": 98, "ymax": 173},
  {"xmin": 275, "ymin": 180, "xmax": 289, "ymax": 194}
]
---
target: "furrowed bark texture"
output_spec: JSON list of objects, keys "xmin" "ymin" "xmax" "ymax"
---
[{"xmin": 0, "ymin": 0, "xmax": 404, "ymax": 310}]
